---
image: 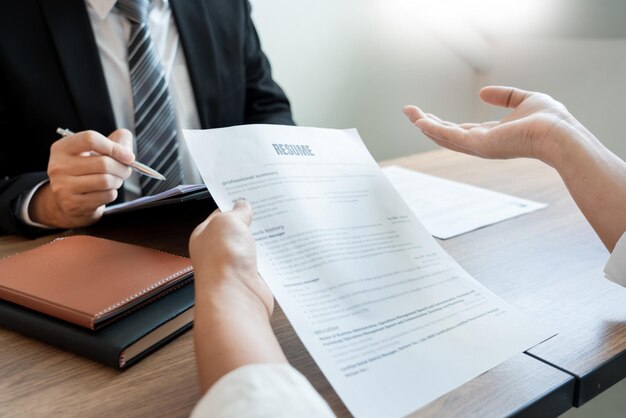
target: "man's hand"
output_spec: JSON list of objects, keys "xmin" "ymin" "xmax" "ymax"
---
[
  {"xmin": 189, "ymin": 200, "xmax": 273, "ymax": 318},
  {"xmin": 29, "ymin": 129, "xmax": 135, "ymax": 228},
  {"xmin": 403, "ymin": 86, "xmax": 588, "ymax": 169}
]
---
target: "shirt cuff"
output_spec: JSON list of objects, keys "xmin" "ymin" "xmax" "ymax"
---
[
  {"xmin": 190, "ymin": 363, "xmax": 335, "ymax": 418},
  {"xmin": 605, "ymin": 231, "xmax": 626, "ymax": 287},
  {"xmin": 17, "ymin": 180, "xmax": 56, "ymax": 229}
]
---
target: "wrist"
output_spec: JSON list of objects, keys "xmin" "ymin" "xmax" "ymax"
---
[
  {"xmin": 29, "ymin": 183, "xmax": 102, "ymax": 229},
  {"xmin": 539, "ymin": 116, "xmax": 596, "ymax": 172},
  {"xmin": 195, "ymin": 268, "xmax": 272, "ymax": 321},
  {"xmin": 29, "ymin": 184, "xmax": 63, "ymax": 227}
]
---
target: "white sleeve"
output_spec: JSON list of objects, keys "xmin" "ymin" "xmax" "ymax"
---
[
  {"xmin": 16, "ymin": 180, "xmax": 56, "ymax": 229},
  {"xmin": 605, "ymin": 232, "xmax": 626, "ymax": 287},
  {"xmin": 190, "ymin": 363, "xmax": 336, "ymax": 418}
]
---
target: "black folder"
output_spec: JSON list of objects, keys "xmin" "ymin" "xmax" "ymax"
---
[{"xmin": 0, "ymin": 281, "xmax": 194, "ymax": 369}]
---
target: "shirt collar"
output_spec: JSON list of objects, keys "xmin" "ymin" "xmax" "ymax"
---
[
  {"xmin": 85, "ymin": 0, "xmax": 117, "ymax": 20},
  {"xmin": 85, "ymin": 0, "xmax": 169, "ymax": 21}
]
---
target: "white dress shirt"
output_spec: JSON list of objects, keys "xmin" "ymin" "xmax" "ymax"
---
[
  {"xmin": 19, "ymin": 0, "xmax": 203, "ymax": 226},
  {"xmin": 86, "ymin": 0, "xmax": 203, "ymax": 196},
  {"xmin": 190, "ymin": 364, "xmax": 335, "ymax": 418}
]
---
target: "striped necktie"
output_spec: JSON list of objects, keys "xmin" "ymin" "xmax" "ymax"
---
[{"xmin": 116, "ymin": 0, "xmax": 182, "ymax": 196}]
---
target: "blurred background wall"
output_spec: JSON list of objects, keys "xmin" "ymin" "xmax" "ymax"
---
[{"xmin": 249, "ymin": 0, "xmax": 626, "ymax": 162}]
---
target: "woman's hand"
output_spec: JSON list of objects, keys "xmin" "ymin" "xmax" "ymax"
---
[
  {"xmin": 404, "ymin": 85, "xmax": 626, "ymax": 251},
  {"xmin": 190, "ymin": 200, "xmax": 273, "ymax": 318},
  {"xmin": 189, "ymin": 201, "xmax": 286, "ymax": 392},
  {"xmin": 403, "ymin": 86, "xmax": 587, "ymax": 169}
]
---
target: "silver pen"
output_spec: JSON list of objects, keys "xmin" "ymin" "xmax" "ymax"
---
[{"xmin": 56, "ymin": 128, "xmax": 166, "ymax": 181}]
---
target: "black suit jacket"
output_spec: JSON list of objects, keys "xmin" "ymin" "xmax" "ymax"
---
[{"xmin": 0, "ymin": 0, "xmax": 293, "ymax": 235}]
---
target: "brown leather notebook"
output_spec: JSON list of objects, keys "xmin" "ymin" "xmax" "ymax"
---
[{"xmin": 0, "ymin": 236, "xmax": 193, "ymax": 330}]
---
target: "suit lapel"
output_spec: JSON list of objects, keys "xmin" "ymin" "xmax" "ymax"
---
[
  {"xmin": 38, "ymin": 0, "xmax": 116, "ymax": 134},
  {"xmin": 39, "ymin": 0, "xmax": 219, "ymax": 130},
  {"xmin": 170, "ymin": 0, "xmax": 222, "ymax": 128}
]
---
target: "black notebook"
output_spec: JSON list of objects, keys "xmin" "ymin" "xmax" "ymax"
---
[{"xmin": 0, "ymin": 281, "xmax": 194, "ymax": 369}]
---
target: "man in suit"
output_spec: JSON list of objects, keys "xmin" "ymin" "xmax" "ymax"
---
[{"xmin": 0, "ymin": 0, "xmax": 293, "ymax": 235}]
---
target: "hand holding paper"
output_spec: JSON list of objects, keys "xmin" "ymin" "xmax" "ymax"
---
[
  {"xmin": 183, "ymin": 125, "xmax": 553, "ymax": 418},
  {"xmin": 189, "ymin": 201, "xmax": 286, "ymax": 391}
]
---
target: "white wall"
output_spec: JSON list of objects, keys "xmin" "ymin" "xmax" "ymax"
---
[
  {"xmin": 249, "ymin": 0, "xmax": 478, "ymax": 161},
  {"xmin": 249, "ymin": 1, "xmax": 626, "ymax": 162},
  {"xmin": 479, "ymin": 37, "xmax": 626, "ymax": 160}
]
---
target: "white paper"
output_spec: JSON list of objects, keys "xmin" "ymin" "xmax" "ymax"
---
[
  {"xmin": 383, "ymin": 165, "xmax": 548, "ymax": 239},
  {"xmin": 183, "ymin": 125, "xmax": 553, "ymax": 418},
  {"xmin": 104, "ymin": 184, "xmax": 206, "ymax": 215},
  {"xmin": 605, "ymin": 233, "xmax": 626, "ymax": 287}
]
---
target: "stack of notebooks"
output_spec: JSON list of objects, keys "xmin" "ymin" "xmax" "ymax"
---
[{"xmin": 0, "ymin": 235, "xmax": 195, "ymax": 369}]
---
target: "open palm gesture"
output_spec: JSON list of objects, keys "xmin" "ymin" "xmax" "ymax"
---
[{"xmin": 404, "ymin": 86, "xmax": 580, "ymax": 165}]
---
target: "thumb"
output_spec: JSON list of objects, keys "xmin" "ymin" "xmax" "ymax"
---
[
  {"xmin": 108, "ymin": 129, "xmax": 135, "ymax": 164},
  {"xmin": 230, "ymin": 200, "xmax": 253, "ymax": 226},
  {"xmin": 480, "ymin": 86, "xmax": 531, "ymax": 109}
]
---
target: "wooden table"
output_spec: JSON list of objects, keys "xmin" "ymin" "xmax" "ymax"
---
[
  {"xmin": 0, "ymin": 149, "xmax": 623, "ymax": 417},
  {"xmin": 390, "ymin": 151, "xmax": 626, "ymax": 407}
]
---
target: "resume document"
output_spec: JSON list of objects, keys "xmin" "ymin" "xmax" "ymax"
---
[{"xmin": 183, "ymin": 125, "xmax": 553, "ymax": 418}]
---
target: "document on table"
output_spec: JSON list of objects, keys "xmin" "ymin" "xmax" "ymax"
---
[
  {"xmin": 183, "ymin": 125, "xmax": 553, "ymax": 418},
  {"xmin": 383, "ymin": 165, "xmax": 548, "ymax": 239}
]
